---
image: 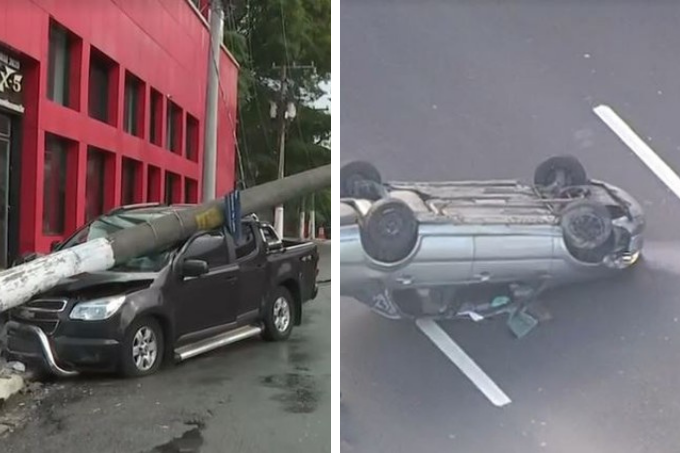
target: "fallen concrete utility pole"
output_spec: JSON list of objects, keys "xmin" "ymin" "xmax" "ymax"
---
[{"xmin": 0, "ymin": 164, "xmax": 331, "ymax": 314}]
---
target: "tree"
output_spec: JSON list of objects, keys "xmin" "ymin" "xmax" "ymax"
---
[{"xmin": 222, "ymin": 0, "xmax": 331, "ymax": 236}]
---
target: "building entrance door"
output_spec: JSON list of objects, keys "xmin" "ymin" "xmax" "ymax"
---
[{"xmin": 0, "ymin": 112, "xmax": 10, "ymax": 268}]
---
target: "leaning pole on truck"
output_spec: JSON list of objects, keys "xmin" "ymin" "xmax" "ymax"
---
[{"xmin": 0, "ymin": 164, "xmax": 331, "ymax": 314}]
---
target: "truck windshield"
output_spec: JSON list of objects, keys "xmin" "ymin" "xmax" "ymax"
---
[{"xmin": 60, "ymin": 210, "xmax": 179, "ymax": 272}]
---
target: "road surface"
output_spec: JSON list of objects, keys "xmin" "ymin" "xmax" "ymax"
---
[
  {"xmin": 1, "ymin": 244, "xmax": 330, "ymax": 453},
  {"xmin": 341, "ymin": 2, "xmax": 680, "ymax": 452}
]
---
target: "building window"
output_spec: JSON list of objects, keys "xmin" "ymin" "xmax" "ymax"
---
[
  {"xmin": 165, "ymin": 171, "xmax": 179, "ymax": 204},
  {"xmin": 86, "ymin": 147, "xmax": 107, "ymax": 221},
  {"xmin": 185, "ymin": 178, "xmax": 198, "ymax": 203},
  {"xmin": 166, "ymin": 101, "xmax": 181, "ymax": 153},
  {"xmin": 121, "ymin": 158, "xmax": 140, "ymax": 206},
  {"xmin": 186, "ymin": 114, "xmax": 199, "ymax": 162},
  {"xmin": 124, "ymin": 72, "xmax": 144, "ymax": 137},
  {"xmin": 88, "ymin": 50, "xmax": 113, "ymax": 124},
  {"xmin": 47, "ymin": 22, "xmax": 72, "ymax": 107},
  {"xmin": 147, "ymin": 165, "xmax": 161, "ymax": 202},
  {"xmin": 150, "ymin": 89, "xmax": 163, "ymax": 146},
  {"xmin": 43, "ymin": 134, "xmax": 69, "ymax": 235}
]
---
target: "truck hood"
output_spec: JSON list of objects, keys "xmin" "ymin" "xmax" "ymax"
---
[{"xmin": 46, "ymin": 271, "xmax": 158, "ymax": 295}]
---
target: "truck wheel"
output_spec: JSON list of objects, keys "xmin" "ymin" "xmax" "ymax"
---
[
  {"xmin": 561, "ymin": 200, "xmax": 614, "ymax": 262},
  {"xmin": 262, "ymin": 287, "xmax": 295, "ymax": 342},
  {"xmin": 360, "ymin": 198, "xmax": 418, "ymax": 263},
  {"xmin": 119, "ymin": 317, "xmax": 164, "ymax": 378},
  {"xmin": 534, "ymin": 155, "xmax": 588, "ymax": 190},
  {"xmin": 341, "ymin": 160, "xmax": 383, "ymax": 200}
]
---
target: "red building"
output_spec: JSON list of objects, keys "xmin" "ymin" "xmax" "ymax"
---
[{"xmin": 0, "ymin": 0, "xmax": 239, "ymax": 267}]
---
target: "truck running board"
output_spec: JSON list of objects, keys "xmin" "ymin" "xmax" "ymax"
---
[{"xmin": 174, "ymin": 325, "xmax": 263, "ymax": 362}]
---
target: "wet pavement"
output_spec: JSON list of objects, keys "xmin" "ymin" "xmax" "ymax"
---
[
  {"xmin": 341, "ymin": 2, "xmax": 680, "ymax": 452},
  {"xmin": 1, "ymin": 244, "xmax": 330, "ymax": 453}
]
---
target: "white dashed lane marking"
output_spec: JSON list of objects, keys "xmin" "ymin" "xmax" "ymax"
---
[{"xmin": 415, "ymin": 318, "xmax": 512, "ymax": 407}]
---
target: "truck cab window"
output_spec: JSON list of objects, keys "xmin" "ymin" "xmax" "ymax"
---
[
  {"xmin": 184, "ymin": 230, "xmax": 229, "ymax": 268},
  {"xmin": 235, "ymin": 224, "xmax": 257, "ymax": 260}
]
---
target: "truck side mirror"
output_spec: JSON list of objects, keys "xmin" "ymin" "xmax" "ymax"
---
[{"xmin": 180, "ymin": 259, "xmax": 209, "ymax": 277}]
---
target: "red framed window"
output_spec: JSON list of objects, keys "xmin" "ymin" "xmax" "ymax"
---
[
  {"xmin": 43, "ymin": 134, "xmax": 71, "ymax": 234},
  {"xmin": 184, "ymin": 178, "xmax": 198, "ymax": 203},
  {"xmin": 47, "ymin": 20, "xmax": 81, "ymax": 110},
  {"xmin": 121, "ymin": 158, "xmax": 141, "ymax": 206},
  {"xmin": 147, "ymin": 165, "xmax": 161, "ymax": 202},
  {"xmin": 166, "ymin": 101, "xmax": 182, "ymax": 153},
  {"xmin": 164, "ymin": 171, "xmax": 180, "ymax": 204},
  {"xmin": 186, "ymin": 114, "xmax": 199, "ymax": 162},
  {"xmin": 88, "ymin": 48, "xmax": 119, "ymax": 126},
  {"xmin": 150, "ymin": 88, "xmax": 163, "ymax": 146},
  {"xmin": 123, "ymin": 71, "xmax": 145, "ymax": 138}
]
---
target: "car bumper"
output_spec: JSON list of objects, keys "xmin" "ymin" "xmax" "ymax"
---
[{"xmin": 7, "ymin": 321, "xmax": 121, "ymax": 376}]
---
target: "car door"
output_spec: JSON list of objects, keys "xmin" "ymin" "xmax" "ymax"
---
[
  {"xmin": 472, "ymin": 226, "xmax": 553, "ymax": 284},
  {"xmin": 233, "ymin": 222, "xmax": 268, "ymax": 323},
  {"xmin": 171, "ymin": 228, "xmax": 240, "ymax": 342}
]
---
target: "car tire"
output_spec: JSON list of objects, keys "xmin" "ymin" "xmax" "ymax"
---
[
  {"xmin": 262, "ymin": 286, "xmax": 295, "ymax": 342},
  {"xmin": 534, "ymin": 155, "xmax": 588, "ymax": 190},
  {"xmin": 560, "ymin": 200, "xmax": 614, "ymax": 262},
  {"xmin": 360, "ymin": 198, "xmax": 419, "ymax": 264},
  {"xmin": 119, "ymin": 317, "xmax": 165, "ymax": 378},
  {"xmin": 340, "ymin": 160, "xmax": 383, "ymax": 200}
]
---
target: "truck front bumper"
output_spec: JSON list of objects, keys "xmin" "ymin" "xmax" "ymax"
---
[{"xmin": 7, "ymin": 321, "xmax": 121, "ymax": 376}]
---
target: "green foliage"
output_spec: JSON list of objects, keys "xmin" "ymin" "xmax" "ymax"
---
[{"xmin": 223, "ymin": 0, "xmax": 331, "ymax": 231}]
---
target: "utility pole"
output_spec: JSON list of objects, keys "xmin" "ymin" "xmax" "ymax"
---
[
  {"xmin": 202, "ymin": 0, "xmax": 224, "ymax": 202},
  {"xmin": 310, "ymin": 192, "xmax": 316, "ymax": 240},
  {"xmin": 298, "ymin": 195, "xmax": 306, "ymax": 239},
  {"xmin": 271, "ymin": 63, "xmax": 317, "ymax": 237},
  {"xmin": 273, "ymin": 64, "xmax": 288, "ymax": 237}
]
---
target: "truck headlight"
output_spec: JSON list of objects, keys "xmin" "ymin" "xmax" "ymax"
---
[{"xmin": 69, "ymin": 296, "xmax": 126, "ymax": 321}]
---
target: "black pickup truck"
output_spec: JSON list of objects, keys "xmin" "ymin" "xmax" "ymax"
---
[{"xmin": 6, "ymin": 203, "xmax": 319, "ymax": 378}]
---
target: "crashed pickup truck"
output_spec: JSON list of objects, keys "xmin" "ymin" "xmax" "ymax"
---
[
  {"xmin": 6, "ymin": 203, "xmax": 319, "ymax": 378},
  {"xmin": 339, "ymin": 156, "xmax": 645, "ymax": 326}
]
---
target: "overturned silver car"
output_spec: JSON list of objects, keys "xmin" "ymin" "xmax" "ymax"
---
[{"xmin": 340, "ymin": 156, "xmax": 645, "ymax": 323}]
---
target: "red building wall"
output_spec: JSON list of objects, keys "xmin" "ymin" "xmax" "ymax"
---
[{"xmin": 0, "ymin": 0, "xmax": 239, "ymax": 257}]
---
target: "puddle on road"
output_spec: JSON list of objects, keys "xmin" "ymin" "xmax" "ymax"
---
[
  {"xmin": 260, "ymin": 373, "xmax": 320, "ymax": 414},
  {"xmin": 147, "ymin": 422, "xmax": 205, "ymax": 453}
]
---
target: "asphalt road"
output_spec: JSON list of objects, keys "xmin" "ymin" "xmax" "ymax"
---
[
  {"xmin": 1, "ymin": 243, "xmax": 330, "ymax": 453},
  {"xmin": 341, "ymin": 2, "xmax": 680, "ymax": 452}
]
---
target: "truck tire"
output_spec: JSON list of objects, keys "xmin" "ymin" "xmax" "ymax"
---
[
  {"xmin": 119, "ymin": 317, "xmax": 165, "ymax": 378},
  {"xmin": 534, "ymin": 155, "xmax": 588, "ymax": 190},
  {"xmin": 341, "ymin": 160, "xmax": 383, "ymax": 200},
  {"xmin": 360, "ymin": 198, "xmax": 418, "ymax": 263},
  {"xmin": 262, "ymin": 286, "xmax": 295, "ymax": 342},
  {"xmin": 560, "ymin": 200, "xmax": 614, "ymax": 262}
]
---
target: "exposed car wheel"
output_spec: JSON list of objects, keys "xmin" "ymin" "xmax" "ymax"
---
[
  {"xmin": 262, "ymin": 287, "xmax": 295, "ymax": 342},
  {"xmin": 340, "ymin": 160, "xmax": 384, "ymax": 200},
  {"xmin": 360, "ymin": 198, "xmax": 419, "ymax": 263},
  {"xmin": 534, "ymin": 155, "xmax": 588, "ymax": 190},
  {"xmin": 119, "ymin": 317, "xmax": 164, "ymax": 378},
  {"xmin": 560, "ymin": 200, "xmax": 614, "ymax": 263}
]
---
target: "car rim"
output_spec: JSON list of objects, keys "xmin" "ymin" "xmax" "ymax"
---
[
  {"xmin": 132, "ymin": 326, "xmax": 158, "ymax": 371},
  {"xmin": 571, "ymin": 213, "xmax": 605, "ymax": 245},
  {"xmin": 378, "ymin": 207, "xmax": 405, "ymax": 238},
  {"xmin": 273, "ymin": 297, "xmax": 291, "ymax": 333}
]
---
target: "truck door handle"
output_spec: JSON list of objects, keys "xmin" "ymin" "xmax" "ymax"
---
[
  {"xmin": 474, "ymin": 272, "xmax": 491, "ymax": 282},
  {"xmin": 395, "ymin": 275, "xmax": 413, "ymax": 285}
]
